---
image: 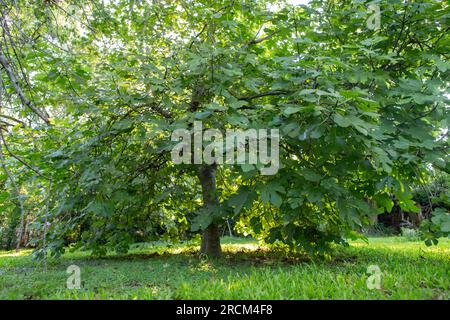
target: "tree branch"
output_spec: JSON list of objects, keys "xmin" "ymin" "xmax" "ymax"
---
[
  {"xmin": 0, "ymin": 113, "xmax": 26, "ymax": 126},
  {"xmin": 244, "ymin": 30, "xmax": 279, "ymax": 48},
  {"xmin": 0, "ymin": 47, "xmax": 50, "ymax": 124},
  {"xmin": 0, "ymin": 129, "xmax": 49, "ymax": 179},
  {"xmin": 238, "ymin": 90, "xmax": 290, "ymax": 101}
]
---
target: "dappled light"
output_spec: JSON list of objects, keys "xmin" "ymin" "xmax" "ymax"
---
[{"xmin": 0, "ymin": 0, "xmax": 448, "ymax": 303}]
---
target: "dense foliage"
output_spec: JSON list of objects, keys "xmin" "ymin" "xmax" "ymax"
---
[{"xmin": 0, "ymin": 0, "xmax": 448, "ymax": 257}]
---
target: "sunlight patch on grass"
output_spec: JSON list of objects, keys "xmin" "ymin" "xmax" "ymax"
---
[
  {"xmin": 222, "ymin": 242, "xmax": 261, "ymax": 252},
  {"xmin": 0, "ymin": 249, "xmax": 32, "ymax": 258}
]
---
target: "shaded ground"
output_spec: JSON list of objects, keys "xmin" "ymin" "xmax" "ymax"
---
[{"xmin": 0, "ymin": 236, "xmax": 448, "ymax": 299}]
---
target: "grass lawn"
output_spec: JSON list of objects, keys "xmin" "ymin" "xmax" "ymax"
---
[{"xmin": 0, "ymin": 236, "xmax": 448, "ymax": 300}]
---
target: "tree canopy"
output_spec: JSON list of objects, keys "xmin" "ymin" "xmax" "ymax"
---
[{"xmin": 0, "ymin": 0, "xmax": 448, "ymax": 258}]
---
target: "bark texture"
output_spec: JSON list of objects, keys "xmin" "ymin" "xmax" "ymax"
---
[{"xmin": 197, "ymin": 164, "xmax": 221, "ymax": 258}]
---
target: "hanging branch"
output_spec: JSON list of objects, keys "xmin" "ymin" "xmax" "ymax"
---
[
  {"xmin": 0, "ymin": 46, "xmax": 50, "ymax": 124},
  {"xmin": 238, "ymin": 90, "xmax": 290, "ymax": 101},
  {"xmin": 0, "ymin": 113, "xmax": 26, "ymax": 126},
  {"xmin": 0, "ymin": 129, "xmax": 50, "ymax": 179},
  {"xmin": 242, "ymin": 29, "xmax": 279, "ymax": 50}
]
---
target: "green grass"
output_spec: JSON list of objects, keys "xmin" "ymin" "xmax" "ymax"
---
[{"xmin": 0, "ymin": 236, "xmax": 448, "ymax": 300}]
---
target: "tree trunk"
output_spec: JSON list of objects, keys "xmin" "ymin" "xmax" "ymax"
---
[{"xmin": 197, "ymin": 164, "xmax": 221, "ymax": 258}]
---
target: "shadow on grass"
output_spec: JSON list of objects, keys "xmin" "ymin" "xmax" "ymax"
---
[
  {"xmin": 53, "ymin": 245, "xmax": 313, "ymax": 268},
  {"xmin": 3, "ymin": 237, "xmax": 448, "ymax": 271}
]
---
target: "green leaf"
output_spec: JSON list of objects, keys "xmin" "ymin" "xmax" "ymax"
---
[
  {"xmin": 283, "ymin": 105, "xmax": 301, "ymax": 115},
  {"xmin": 0, "ymin": 191, "xmax": 9, "ymax": 202},
  {"xmin": 228, "ymin": 187, "xmax": 257, "ymax": 214},
  {"xmin": 302, "ymin": 169, "xmax": 321, "ymax": 182},
  {"xmin": 333, "ymin": 113, "xmax": 352, "ymax": 127},
  {"xmin": 260, "ymin": 182, "xmax": 285, "ymax": 208},
  {"xmin": 87, "ymin": 201, "xmax": 114, "ymax": 217},
  {"xmin": 191, "ymin": 205, "xmax": 221, "ymax": 231},
  {"xmin": 230, "ymin": 101, "xmax": 248, "ymax": 109}
]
